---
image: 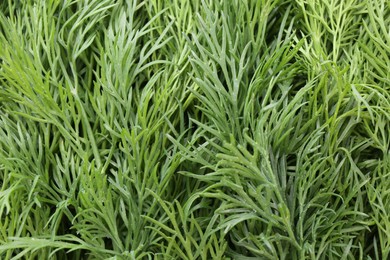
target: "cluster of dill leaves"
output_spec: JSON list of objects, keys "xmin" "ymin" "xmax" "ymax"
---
[{"xmin": 0, "ymin": 0, "xmax": 389, "ymax": 259}]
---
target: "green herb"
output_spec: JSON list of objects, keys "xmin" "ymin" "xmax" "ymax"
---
[{"xmin": 0, "ymin": 0, "xmax": 389, "ymax": 259}]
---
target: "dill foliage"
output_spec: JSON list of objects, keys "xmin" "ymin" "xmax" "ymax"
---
[{"xmin": 0, "ymin": 0, "xmax": 389, "ymax": 259}]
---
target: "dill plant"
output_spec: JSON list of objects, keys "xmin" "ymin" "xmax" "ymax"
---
[{"xmin": 0, "ymin": 0, "xmax": 389, "ymax": 259}]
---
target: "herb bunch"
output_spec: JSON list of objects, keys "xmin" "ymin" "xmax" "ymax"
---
[{"xmin": 0, "ymin": 0, "xmax": 389, "ymax": 259}]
